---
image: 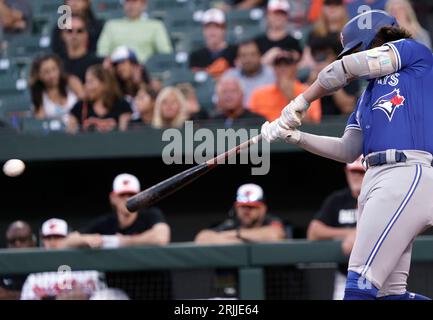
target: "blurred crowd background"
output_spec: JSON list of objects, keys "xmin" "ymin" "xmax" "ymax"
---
[{"xmin": 1, "ymin": 0, "xmax": 433, "ymax": 300}]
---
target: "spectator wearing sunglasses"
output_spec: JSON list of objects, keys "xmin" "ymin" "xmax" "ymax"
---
[
  {"xmin": 0, "ymin": 221, "xmax": 36, "ymax": 300},
  {"xmin": 307, "ymin": 35, "xmax": 360, "ymax": 116},
  {"xmin": 60, "ymin": 14, "xmax": 103, "ymax": 84}
]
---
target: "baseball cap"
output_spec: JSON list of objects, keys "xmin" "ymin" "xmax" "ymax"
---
[
  {"xmin": 201, "ymin": 8, "xmax": 225, "ymax": 26},
  {"xmin": 111, "ymin": 46, "xmax": 138, "ymax": 64},
  {"xmin": 338, "ymin": 10, "xmax": 398, "ymax": 58},
  {"xmin": 346, "ymin": 156, "xmax": 365, "ymax": 172},
  {"xmin": 41, "ymin": 218, "xmax": 68, "ymax": 238},
  {"xmin": 235, "ymin": 183, "xmax": 265, "ymax": 207},
  {"xmin": 267, "ymin": 0, "xmax": 290, "ymax": 13},
  {"xmin": 112, "ymin": 173, "xmax": 141, "ymax": 195}
]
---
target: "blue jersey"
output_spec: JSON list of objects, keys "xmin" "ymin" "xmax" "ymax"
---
[{"xmin": 346, "ymin": 39, "xmax": 433, "ymax": 156}]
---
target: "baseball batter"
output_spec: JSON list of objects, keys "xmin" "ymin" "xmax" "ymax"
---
[{"xmin": 262, "ymin": 10, "xmax": 433, "ymax": 300}]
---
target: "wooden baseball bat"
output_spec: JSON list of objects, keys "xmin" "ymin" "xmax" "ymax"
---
[{"xmin": 126, "ymin": 134, "xmax": 262, "ymax": 212}]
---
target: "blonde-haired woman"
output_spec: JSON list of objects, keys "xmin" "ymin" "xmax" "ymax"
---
[
  {"xmin": 152, "ymin": 87, "xmax": 188, "ymax": 129},
  {"xmin": 386, "ymin": 0, "xmax": 432, "ymax": 49}
]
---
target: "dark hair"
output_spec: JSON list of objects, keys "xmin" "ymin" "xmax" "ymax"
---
[
  {"xmin": 310, "ymin": 34, "xmax": 342, "ymax": 57},
  {"xmin": 369, "ymin": 26, "xmax": 413, "ymax": 49},
  {"xmin": 30, "ymin": 54, "xmax": 69, "ymax": 113},
  {"xmin": 86, "ymin": 64, "xmax": 122, "ymax": 111}
]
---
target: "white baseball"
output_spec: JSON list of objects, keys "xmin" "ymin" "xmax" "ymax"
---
[{"xmin": 3, "ymin": 159, "xmax": 25, "ymax": 177}]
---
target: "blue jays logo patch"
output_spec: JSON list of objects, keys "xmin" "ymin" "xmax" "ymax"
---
[{"xmin": 372, "ymin": 89, "xmax": 405, "ymax": 121}]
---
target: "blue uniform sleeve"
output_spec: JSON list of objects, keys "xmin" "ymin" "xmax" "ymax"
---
[
  {"xmin": 386, "ymin": 39, "xmax": 433, "ymax": 77},
  {"xmin": 345, "ymin": 92, "xmax": 363, "ymax": 132}
]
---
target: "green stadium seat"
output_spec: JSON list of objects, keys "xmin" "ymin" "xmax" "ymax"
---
[
  {"xmin": 0, "ymin": 94, "xmax": 32, "ymax": 121},
  {"xmin": 32, "ymin": 0, "xmax": 61, "ymax": 22},
  {"xmin": 226, "ymin": 9, "xmax": 264, "ymax": 30},
  {"xmin": 92, "ymin": 0, "xmax": 124, "ymax": 20},
  {"xmin": 148, "ymin": 0, "xmax": 193, "ymax": 19},
  {"xmin": 146, "ymin": 53, "xmax": 188, "ymax": 78},
  {"xmin": 21, "ymin": 118, "xmax": 66, "ymax": 133},
  {"xmin": 7, "ymin": 35, "xmax": 50, "ymax": 60},
  {"xmin": 163, "ymin": 9, "xmax": 200, "ymax": 41}
]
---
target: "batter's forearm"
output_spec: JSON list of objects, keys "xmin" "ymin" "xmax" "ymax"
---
[{"xmin": 296, "ymin": 129, "xmax": 363, "ymax": 163}]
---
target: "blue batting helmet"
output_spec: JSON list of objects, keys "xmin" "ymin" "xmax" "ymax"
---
[{"xmin": 338, "ymin": 10, "xmax": 398, "ymax": 58}]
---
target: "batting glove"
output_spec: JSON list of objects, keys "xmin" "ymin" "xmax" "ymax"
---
[
  {"xmin": 279, "ymin": 94, "xmax": 310, "ymax": 129},
  {"xmin": 261, "ymin": 120, "xmax": 301, "ymax": 144}
]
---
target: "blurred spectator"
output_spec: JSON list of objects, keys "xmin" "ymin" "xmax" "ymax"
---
[
  {"xmin": 30, "ymin": 54, "xmax": 84, "ymax": 125},
  {"xmin": 40, "ymin": 218, "xmax": 68, "ymax": 249},
  {"xmin": 0, "ymin": 0, "xmax": 32, "ymax": 34},
  {"xmin": 346, "ymin": 0, "xmax": 387, "ymax": 19},
  {"xmin": 60, "ymin": 14, "xmax": 103, "ymax": 83},
  {"xmin": 110, "ymin": 46, "xmax": 151, "ymax": 104},
  {"xmin": 189, "ymin": 8, "xmax": 237, "ymax": 79},
  {"xmin": 223, "ymin": 39, "xmax": 275, "ymax": 107},
  {"xmin": 5, "ymin": 220, "xmax": 36, "ymax": 249},
  {"xmin": 0, "ymin": 221, "xmax": 36, "ymax": 300},
  {"xmin": 307, "ymin": 157, "xmax": 365, "ymax": 300},
  {"xmin": 97, "ymin": 0, "xmax": 172, "ymax": 63},
  {"xmin": 254, "ymin": 0, "xmax": 302, "ymax": 65},
  {"xmin": 300, "ymin": 0, "xmax": 348, "ymax": 71},
  {"xmin": 249, "ymin": 51, "xmax": 321, "ymax": 122},
  {"xmin": 385, "ymin": 0, "xmax": 432, "ymax": 49},
  {"xmin": 176, "ymin": 83, "xmax": 209, "ymax": 121},
  {"xmin": 211, "ymin": 77, "xmax": 266, "ymax": 127},
  {"xmin": 63, "ymin": 173, "xmax": 170, "ymax": 248},
  {"xmin": 308, "ymin": 36, "xmax": 359, "ymax": 115},
  {"xmin": 129, "ymin": 83, "xmax": 157, "ymax": 128},
  {"xmin": 68, "ymin": 64, "xmax": 132, "ymax": 133},
  {"xmin": 21, "ymin": 271, "xmax": 107, "ymax": 300},
  {"xmin": 195, "ymin": 183, "xmax": 286, "ymax": 244},
  {"xmin": 152, "ymin": 87, "xmax": 189, "ymax": 129},
  {"xmin": 52, "ymin": 0, "xmax": 104, "ymax": 59}
]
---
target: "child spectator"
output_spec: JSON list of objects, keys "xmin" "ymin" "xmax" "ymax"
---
[
  {"xmin": 68, "ymin": 64, "xmax": 132, "ymax": 133},
  {"xmin": 129, "ymin": 83, "xmax": 157, "ymax": 128}
]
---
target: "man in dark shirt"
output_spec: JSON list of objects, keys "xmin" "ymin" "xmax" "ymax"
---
[
  {"xmin": 63, "ymin": 173, "xmax": 170, "ymax": 248},
  {"xmin": 60, "ymin": 14, "xmax": 102, "ymax": 83},
  {"xmin": 211, "ymin": 77, "xmax": 266, "ymax": 127},
  {"xmin": 195, "ymin": 183, "xmax": 286, "ymax": 243},
  {"xmin": 189, "ymin": 8, "xmax": 237, "ymax": 79},
  {"xmin": 307, "ymin": 157, "xmax": 365, "ymax": 299},
  {"xmin": 0, "ymin": 221, "xmax": 36, "ymax": 300},
  {"xmin": 254, "ymin": 0, "xmax": 302, "ymax": 64}
]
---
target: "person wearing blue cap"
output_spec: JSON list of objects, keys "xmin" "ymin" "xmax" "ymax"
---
[{"xmin": 262, "ymin": 10, "xmax": 433, "ymax": 300}]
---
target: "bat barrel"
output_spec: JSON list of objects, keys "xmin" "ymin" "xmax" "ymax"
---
[{"xmin": 126, "ymin": 162, "xmax": 213, "ymax": 212}]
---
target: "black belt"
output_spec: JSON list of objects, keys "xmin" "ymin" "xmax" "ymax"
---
[{"xmin": 364, "ymin": 151, "xmax": 407, "ymax": 168}]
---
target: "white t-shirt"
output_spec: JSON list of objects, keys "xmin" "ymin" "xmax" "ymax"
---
[{"xmin": 41, "ymin": 89, "xmax": 78, "ymax": 124}]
